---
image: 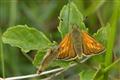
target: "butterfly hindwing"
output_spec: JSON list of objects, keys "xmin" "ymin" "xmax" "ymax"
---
[{"xmin": 81, "ymin": 31, "xmax": 105, "ymax": 55}]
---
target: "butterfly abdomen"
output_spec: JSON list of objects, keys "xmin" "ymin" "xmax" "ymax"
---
[{"xmin": 71, "ymin": 28, "xmax": 82, "ymax": 57}]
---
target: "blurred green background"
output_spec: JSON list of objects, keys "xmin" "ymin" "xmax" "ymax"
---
[{"xmin": 0, "ymin": 0, "xmax": 120, "ymax": 80}]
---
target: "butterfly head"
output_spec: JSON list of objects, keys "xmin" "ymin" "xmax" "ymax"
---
[{"xmin": 69, "ymin": 24, "xmax": 80, "ymax": 33}]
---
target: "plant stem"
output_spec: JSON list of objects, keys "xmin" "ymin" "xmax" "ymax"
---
[
  {"xmin": 104, "ymin": 58, "xmax": 120, "ymax": 72},
  {"xmin": 85, "ymin": 0, "xmax": 105, "ymax": 16},
  {"xmin": 97, "ymin": 10, "xmax": 104, "ymax": 27},
  {"xmin": 105, "ymin": 0, "xmax": 119, "ymax": 68},
  {"xmin": 3, "ymin": 68, "xmax": 63, "ymax": 80},
  {"xmin": 9, "ymin": 0, "xmax": 17, "ymax": 26},
  {"xmin": 104, "ymin": 0, "xmax": 119, "ymax": 79},
  {"xmin": 0, "ymin": 28, "xmax": 5, "ymax": 78}
]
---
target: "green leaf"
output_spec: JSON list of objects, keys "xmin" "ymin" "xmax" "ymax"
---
[
  {"xmin": 92, "ymin": 66, "xmax": 104, "ymax": 80},
  {"xmin": 51, "ymin": 63, "xmax": 89, "ymax": 80},
  {"xmin": 33, "ymin": 50, "xmax": 70, "ymax": 71},
  {"xmin": 104, "ymin": 58, "xmax": 120, "ymax": 73},
  {"xmin": 33, "ymin": 49, "xmax": 71, "ymax": 68},
  {"xmin": 93, "ymin": 24, "xmax": 110, "ymax": 47},
  {"xmin": 2, "ymin": 25, "xmax": 51, "ymax": 53},
  {"xmin": 51, "ymin": 59, "xmax": 71, "ymax": 68},
  {"xmin": 58, "ymin": 2, "xmax": 86, "ymax": 38},
  {"xmin": 33, "ymin": 50, "xmax": 46, "ymax": 66},
  {"xmin": 80, "ymin": 69, "xmax": 96, "ymax": 80}
]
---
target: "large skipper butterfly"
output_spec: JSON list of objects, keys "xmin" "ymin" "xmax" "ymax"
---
[
  {"xmin": 57, "ymin": 26, "xmax": 105, "ymax": 60},
  {"xmin": 37, "ymin": 25, "xmax": 105, "ymax": 73}
]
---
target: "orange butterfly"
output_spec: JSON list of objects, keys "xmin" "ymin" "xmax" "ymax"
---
[
  {"xmin": 57, "ymin": 26, "xmax": 105, "ymax": 61},
  {"xmin": 37, "ymin": 26, "xmax": 105, "ymax": 73}
]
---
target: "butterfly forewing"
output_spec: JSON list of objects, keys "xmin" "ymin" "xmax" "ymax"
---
[
  {"xmin": 81, "ymin": 31, "xmax": 105, "ymax": 55},
  {"xmin": 57, "ymin": 33, "xmax": 77, "ymax": 60}
]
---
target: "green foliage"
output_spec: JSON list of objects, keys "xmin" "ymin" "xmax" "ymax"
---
[
  {"xmin": 93, "ymin": 23, "xmax": 110, "ymax": 47},
  {"xmin": 33, "ymin": 49, "xmax": 71, "ymax": 69},
  {"xmin": 58, "ymin": 2, "xmax": 86, "ymax": 38},
  {"xmin": 105, "ymin": 0, "xmax": 119, "ymax": 67},
  {"xmin": 33, "ymin": 2, "xmax": 87, "ymax": 69},
  {"xmin": 32, "ymin": 2, "xmax": 113, "ymax": 80},
  {"xmin": 0, "ymin": 28, "xmax": 5, "ymax": 78},
  {"xmin": 104, "ymin": 0, "xmax": 120, "ymax": 79},
  {"xmin": 33, "ymin": 48, "xmax": 72, "ymax": 68},
  {"xmin": 51, "ymin": 59, "xmax": 71, "ymax": 68},
  {"xmin": 51, "ymin": 63, "xmax": 90, "ymax": 80},
  {"xmin": 0, "ymin": 0, "xmax": 120, "ymax": 80},
  {"xmin": 33, "ymin": 50, "xmax": 46, "ymax": 66},
  {"xmin": 2, "ymin": 25, "xmax": 51, "ymax": 53},
  {"xmin": 84, "ymin": 0, "xmax": 105, "ymax": 16},
  {"xmin": 80, "ymin": 69, "xmax": 96, "ymax": 80}
]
